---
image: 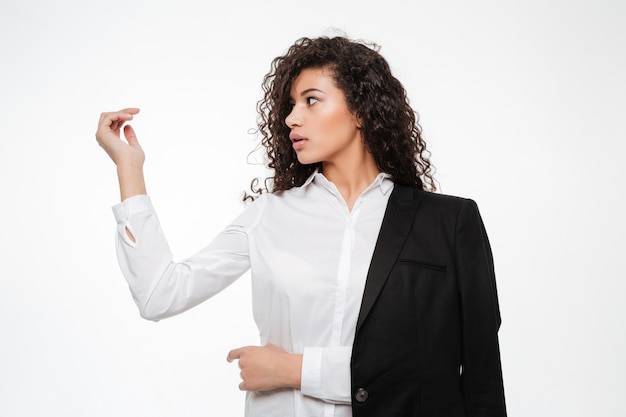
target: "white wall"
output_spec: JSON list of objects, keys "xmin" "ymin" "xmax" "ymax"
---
[{"xmin": 1, "ymin": 0, "xmax": 624, "ymax": 416}]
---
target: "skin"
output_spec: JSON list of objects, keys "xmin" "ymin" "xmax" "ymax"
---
[
  {"xmin": 95, "ymin": 68, "xmax": 379, "ymax": 392},
  {"xmin": 95, "ymin": 108, "xmax": 146, "ymax": 199},
  {"xmin": 286, "ymin": 68, "xmax": 379, "ymax": 210}
]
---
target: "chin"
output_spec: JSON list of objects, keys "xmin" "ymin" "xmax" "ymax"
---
[{"xmin": 296, "ymin": 155, "xmax": 321, "ymax": 166}]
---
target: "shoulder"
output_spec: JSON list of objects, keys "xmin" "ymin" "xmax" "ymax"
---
[
  {"xmin": 384, "ymin": 186, "xmax": 491, "ymax": 255},
  {"xmin": 393, "ymin": 184, "xmax": 478, "ymax": 212},
  {"xmin": 234, "ymin": 186, "xmax": 305, "ymax": 224},
  {"xmin": 388, "ymin": 185, "xmax": 484, "ymax": 233}
]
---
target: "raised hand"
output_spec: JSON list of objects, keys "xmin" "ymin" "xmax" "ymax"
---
[
  {"xmin": 96, "ymin": 108, "xmax": 143, "ymax": 168},
  {"xmin": 95, "ymin": 108, "xmax": 147, "ymax": 201}
]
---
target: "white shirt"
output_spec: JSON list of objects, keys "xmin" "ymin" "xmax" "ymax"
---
[{"xmin": 112, "ymin": 172, "xmax": 393, "ymax": 417}]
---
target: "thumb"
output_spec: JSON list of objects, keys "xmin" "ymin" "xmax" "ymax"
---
[{"xmin": 123, "ymin": 124, "xmax": 140, "ymax": 147}]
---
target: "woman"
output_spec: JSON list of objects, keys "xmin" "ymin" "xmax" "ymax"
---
[{"xmin": 96, "ymin": 36, "xmax": 506, "ymax": 417}]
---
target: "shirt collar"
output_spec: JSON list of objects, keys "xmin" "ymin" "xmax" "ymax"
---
[
  {"xmin": 301, "ymin": 170, "xmax": 318, "ymax": 188},
  {"xmin": 375, "ymin": 172, "xmax": 394, "ymax": 195},
  {"xmin": 302, "ymin": 169, "xmax": 394, "ymax": 195}
]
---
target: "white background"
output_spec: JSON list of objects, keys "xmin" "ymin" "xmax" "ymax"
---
[{"xmin": 1, "ymin": 0, "xmax": 624, "ymax": 416}]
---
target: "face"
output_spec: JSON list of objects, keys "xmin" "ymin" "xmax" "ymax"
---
[{"xmin": 285, "ymin": 68, "xmax": 363, "ymax": 167}]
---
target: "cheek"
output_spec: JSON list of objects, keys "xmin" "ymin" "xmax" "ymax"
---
[
  {"xmin": 335, "ymin": 114, "xmax": 361, "ymax": 138},
  {"xmin": 325, "ymin": 109, "xmax": 354, "ymax": 133}
]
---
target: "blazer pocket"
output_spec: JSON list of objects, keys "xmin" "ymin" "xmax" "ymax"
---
[{"xmin": 396, "ymin": 259, "xmax": 447, "ymax": 273}]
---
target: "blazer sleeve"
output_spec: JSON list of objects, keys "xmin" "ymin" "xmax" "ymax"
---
[{"xmin": 455, "ymin": 199, "xmax": 507, "ymax": 417}]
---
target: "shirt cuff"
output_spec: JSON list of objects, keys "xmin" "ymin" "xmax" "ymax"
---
[
  {"xmin": 112, "ymin": 194, "xmax": 153, "ymax": 247},
  {"xmin": 300, "ymin": 346, "xmax": 352, "ymax": 404},
  {"xmin": 112, "ymin": 194, "xmax": 153, "ymax": 223},
  {"xmin": 301, "ymin": 347, "xmax": 323, "ymax": 397}
]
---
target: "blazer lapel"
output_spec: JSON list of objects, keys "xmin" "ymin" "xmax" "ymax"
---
[{"xmin": 356, "ymin": 185, "xmax": 420, "ymax": 331}]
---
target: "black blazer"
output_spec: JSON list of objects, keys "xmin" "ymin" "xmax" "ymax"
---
[{"xmin": 350, "ymin": 185, "xmax": 506, "ymax": 417}]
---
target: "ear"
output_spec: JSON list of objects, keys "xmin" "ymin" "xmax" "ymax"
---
[{"xmin": 354, "ymin": 112, "xmax": 363, "ymax": 129}]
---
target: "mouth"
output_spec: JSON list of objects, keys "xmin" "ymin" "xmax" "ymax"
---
[{"xmin": 289, "ymin": 133, "xmax": 306, "ymax": 143}]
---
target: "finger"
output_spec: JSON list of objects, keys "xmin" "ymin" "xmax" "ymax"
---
[
  {"xmin": 97, "ymin": 116, "xmax": 128, "ymax": 139},
  {"xmin": 99, "ymin": 108, "xmax": 140, "ymax": 122},
  {"xmin": 120, "ymin": 107, "xmax": 140, "ymax": 115},
  {"xmin": 98, "ymin": 112, "xmax": 130, "ymax": 127},
  {"xmin": 114, "ymin": 108, "xmax": 140, "ymax": 128},
  {"xmin": 124, "ymin": 125, "xmax": 139, "ymax": 146},
  {"xmin": 227, "ymin": 347, "xmax": 242, "ymax": 363},
  {"xmin": 99, "ymin": 108, "xmax": 140, "ymax": 131}
]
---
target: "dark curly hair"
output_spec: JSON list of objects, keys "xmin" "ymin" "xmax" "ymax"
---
[{"xmin": 246, "ymin": 35, "xmax": 436, "ymax": 200}]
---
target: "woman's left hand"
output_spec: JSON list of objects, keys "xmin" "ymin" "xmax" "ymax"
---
[{"xmin": 227, "ymin": 344, "xmax": 303, "ymax": 391}]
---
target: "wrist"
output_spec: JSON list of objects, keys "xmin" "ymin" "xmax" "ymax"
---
[
  {"xmin": 116, "ymin": 161, "xmax": 144, "ymax": 175},
  {"xmin": 117, "ymin": 165, "xmax": 147, "ymax": 201},
  {"xmin": 286, "ymin": 353, "xmax": 303, "ymax": 388}
]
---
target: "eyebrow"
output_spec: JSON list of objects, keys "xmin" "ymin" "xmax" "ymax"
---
[
  {"xmin": 299, "ymin": 88, "xmax": 325, "ymax": 96},
  {"xmin": 289, "ymin": 87, "xmax": 326, "ymax": 101},
  {"xmin": 288, "ymin": 88, "xmax": 327, "ymax": 102}
]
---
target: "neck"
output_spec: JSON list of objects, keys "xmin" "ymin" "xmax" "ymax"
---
[{"xmin": 322, "ymin": 152, "xmax": 380, "ymax": 211}]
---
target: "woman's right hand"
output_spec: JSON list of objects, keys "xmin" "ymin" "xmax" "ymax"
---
[
  {"xmin": 96, "ymin": 108, "xmax": 147, "ymax": 201},
  {"xmin": 96, "ymin": 108, "xmax": 144, "ymax": 169}
]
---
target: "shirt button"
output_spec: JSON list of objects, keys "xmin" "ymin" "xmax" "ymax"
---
[{"xmin": 355, "ymin": 388, "xmax": 369, "ymax": 403}]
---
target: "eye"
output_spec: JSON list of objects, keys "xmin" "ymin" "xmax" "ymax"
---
[{"xmin": 306, "ymin": 96, "xmax": 319, "ymax": 106}]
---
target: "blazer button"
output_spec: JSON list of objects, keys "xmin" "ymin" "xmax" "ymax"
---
[{"xmin": 355, "ymin": 388, "xmax": 369, "ymax": 403}]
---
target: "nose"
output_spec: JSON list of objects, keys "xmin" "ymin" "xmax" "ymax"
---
[{"xmin": 285, "ymin": 106, "xmax": 302, "ymax": 128}]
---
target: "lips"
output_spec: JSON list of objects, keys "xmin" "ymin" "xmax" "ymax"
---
[
  {"xmin": 289, "ymin": 133, "xmax": 307, "ymax": 143},
  {"xmin": 289, "ymin": 133, "xmax": 308, "ymax": 150}
]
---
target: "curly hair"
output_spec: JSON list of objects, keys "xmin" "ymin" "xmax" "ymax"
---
[{"xmin": 246, "ymin": 35, "xmax": 436, "ymax": 200}]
